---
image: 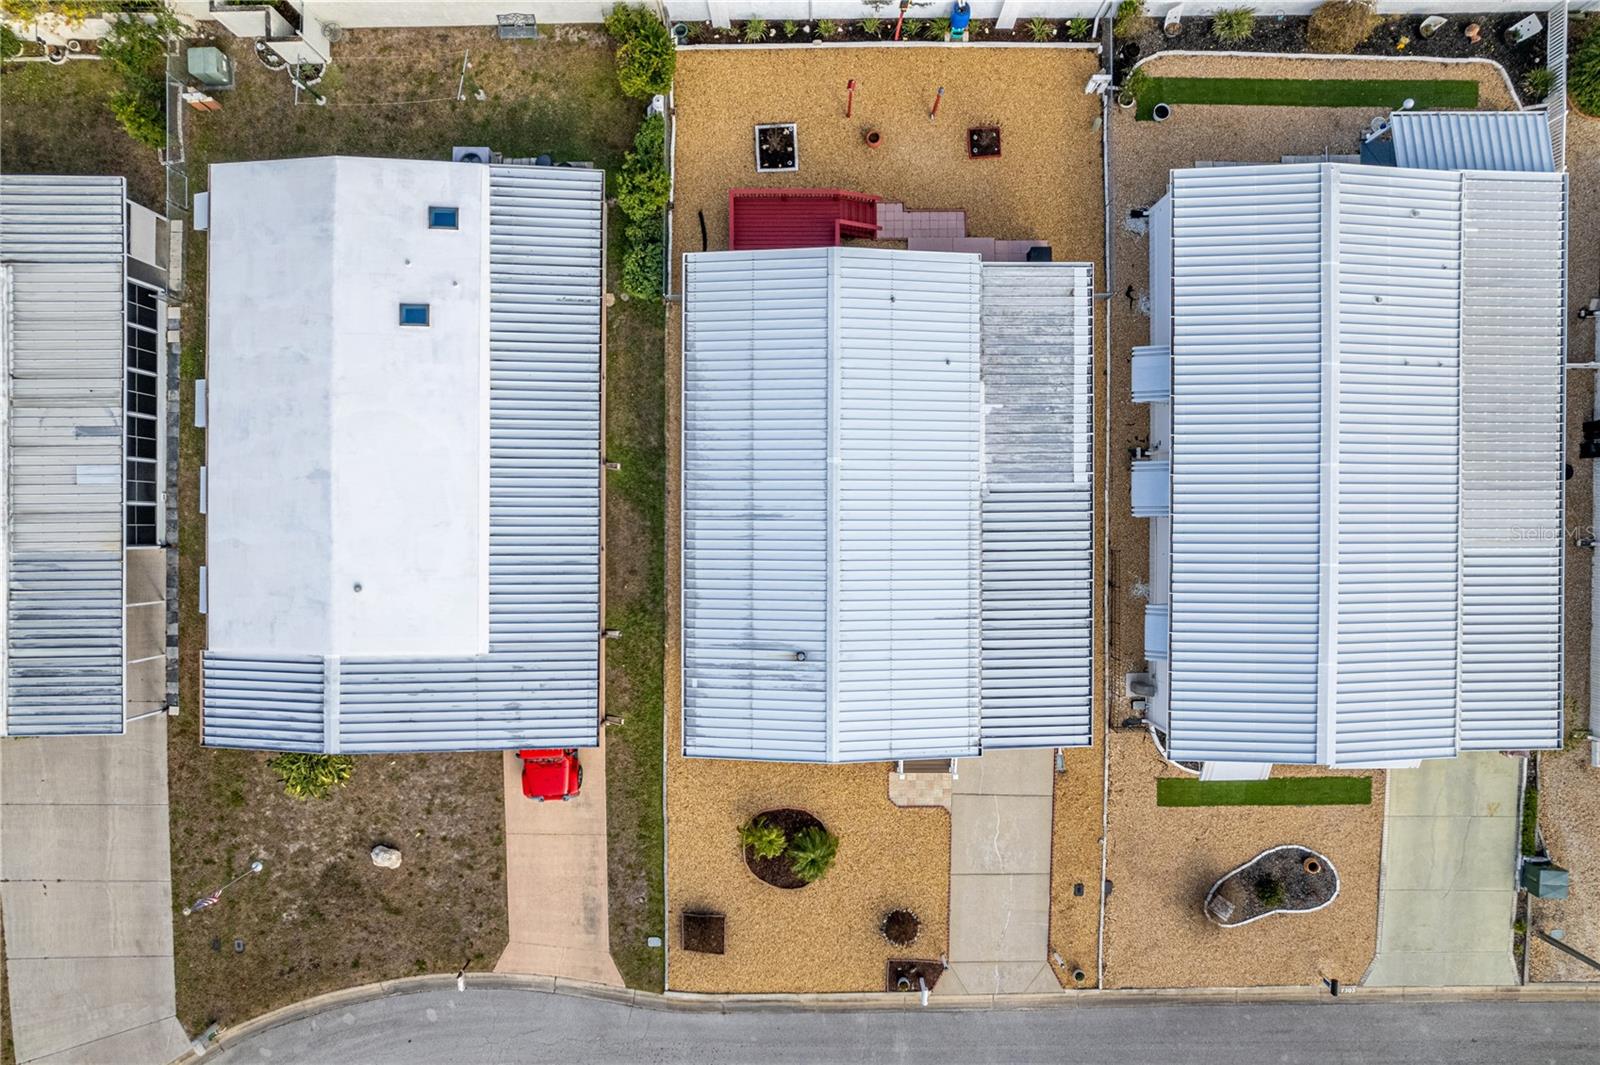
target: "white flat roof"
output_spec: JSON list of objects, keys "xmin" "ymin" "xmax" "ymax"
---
[{"xmin": 205, "ymin": 157, "xmax": 490, "ymax": 659}]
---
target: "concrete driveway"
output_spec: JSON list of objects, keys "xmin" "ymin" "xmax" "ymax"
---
[
  {"xmin": 936, "ymin": 749, "xmax": 1059, "ymax": 995},
  {"xmin": 0, "ymin": 723, "xmax": 190, "ymax": 1065},
  {"xmin": 493, "ymin": 741, "xmax": 622, "ymax": 986},
  {"xmin": 1366, "ymin": 754, "xmax": 1521, "ymax": 986}
]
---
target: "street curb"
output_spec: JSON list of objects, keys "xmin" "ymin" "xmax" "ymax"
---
[{"xmin": 172, "ymin": 973, "xmax": 1600, "ymax": 1062}]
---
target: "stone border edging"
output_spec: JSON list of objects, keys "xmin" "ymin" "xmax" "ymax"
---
[
  {"xmin": 1125, "ymin": 50, "xmax": 1524, "ymax": 112},
  {"xmin": 1204, "ymin": 844, "xmax": 1340, "ymax": 927},
  {"xmin": 171, "ymin": 970, "xmax": 1600, "ymax": 1064}
]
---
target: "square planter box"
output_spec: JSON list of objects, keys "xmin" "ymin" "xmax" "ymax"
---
[
  {"xmin": 682, "ymin": 911, "xmax": 726, "ymax": 954},
  {"xmin": 755, "ymin": 123, "xmax": 799, "ymax": 172}
]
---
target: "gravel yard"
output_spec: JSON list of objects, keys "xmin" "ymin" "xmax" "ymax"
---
[
  {"xmin": 1531, "ymin": 745, "xmax": 1600, "ymax": 982},
  {"xmin": 663, "ymin": 45, "xmax": 1106, "ymax": 993},
  {"xmin": 1102, "ymin": 733, "xmax": 1384, "ymax": 989}
]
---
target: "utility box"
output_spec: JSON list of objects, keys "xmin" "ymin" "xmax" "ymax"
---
[
  {"xmin": 1521, "ymin": 862, "xmax": 1569, "ymax": 899},
  {"xmin": 186, "ymin": 46, "xmax": 234, "ymax": 89}
]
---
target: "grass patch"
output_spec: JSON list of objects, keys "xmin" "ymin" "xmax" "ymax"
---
[
  {"xmin": 602, "ymin": 218, "xmax": 668, "ymax": 991},
  {"xmin": 1134, "ymin": 76, "xmax": 1478, "ymax": 120},
  {"xmin": 1521, "ymin": 782, "xmax": 1540, "ymax": 856},
  {"xmin": 1157, "ymin": 776, "xmax": 1372, "ymax": 807}
]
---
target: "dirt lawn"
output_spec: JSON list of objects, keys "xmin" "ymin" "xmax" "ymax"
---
[
  {"xmin": 166, "ymin": 25, "xmax": 656, "ymax": 1025},
  {"xmin": 664, "ymin": 44, "xmax": 1106, "ymax": 994}
]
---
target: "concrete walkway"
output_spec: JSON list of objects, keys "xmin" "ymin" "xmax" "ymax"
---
[
  {"xmin": 0, "ymin": 723, "xmax": 191, "ymax": 1065},
  {"xmin": 936, "ymin": 749, "xmax": 1058, "ymax": 996},
  {"xmin": 1366, "ymin": 754, "xmax": 1521, "ymax": 987},
  {"xmin": 493, "ymin": 741, "xmax": 623, "ymax": 986}
]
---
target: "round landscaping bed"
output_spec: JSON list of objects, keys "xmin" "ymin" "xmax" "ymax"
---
[
  {"xmin": 880, "ymin": 908, "xmax": 921, "ymax": 947},
  {"xmin": 742, "ymin": 808, "xmax": 826, "ymax": 889}
]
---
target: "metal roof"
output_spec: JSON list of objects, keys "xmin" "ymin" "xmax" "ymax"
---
[
  {"xmin": 1457, "ymin": 171, "xmax": 1565, "ymax": 751},
  {"xmin": 1, "ymin": 175, "xmax": 127, "ymax": 737},
  {"xmin": 1164, "ymin": 162, "xmax": 1565, "ymax": 765},
  {"xmin": 682, "ymin": 248, "xmax": 1094, "ymax": 762},
  {"xmin": 203, "ymin": 162, "xmax": 603, "ymax": 753},
  {"xmin": 1389, "ymin": 111, "xmax": 1555, "ymax": 173},
  {"xmin": 978, "ymin": 263, "xmax": 1095, "ymax": 749}
]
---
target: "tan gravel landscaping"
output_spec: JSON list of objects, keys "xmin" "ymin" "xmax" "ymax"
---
[
  {"xmin": 1531, "ymin": 745, "xmax": 1600, "ymax": 982},
  {"xmin": 1049, "ymin": 743, "xmax": 1105, "ymax": 988},
  {"xmin": 663, "ymin": 45, "xmax": 1107, "ymax": 993},
  {"xmin": 1101, "ymin": 733, "xmax": 1384, "ymax": 989}
]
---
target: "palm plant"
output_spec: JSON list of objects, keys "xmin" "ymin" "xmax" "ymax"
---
[
  {"xmin": 787, "ymin": 826, "xmax": 840, "ymax": 883},
  {"xmin": 1211, "ymin": 6, "xmax": 1255, "ymax": 42},
  {"xmin": 743, "ymin": 18, "xmax": 766, "ymax": 42},
  {"xmin": 739, "ymin": 816, "xmax": 788, "ymax": 860},
  {"xmin": 1027, "ymin": 16, "xmax": 1053, "ymax": 41}
]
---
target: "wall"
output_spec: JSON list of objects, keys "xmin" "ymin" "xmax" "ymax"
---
[{"xmin": 167, "ymin": 0, "xmax": 1599, "ymax": 33}]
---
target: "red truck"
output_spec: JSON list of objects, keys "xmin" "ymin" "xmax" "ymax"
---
[{"xmin": 517, "ymin": 749, "xmax": 582, "ymax": 802}]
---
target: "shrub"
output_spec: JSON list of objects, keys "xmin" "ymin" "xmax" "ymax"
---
[
  {"xmin": 268, "ymin": 753, "xmax": 354, "ymax": 800},
  {"xmin": 1113, "ymin": 0, "xmax": 1146, "ymax": 39},
  {"xmin": 783, "ymin": 19, "xmax": 798, "ymax": 36},
  {"xmin": 902, "ymin": 19, "xmax": 925, "ymax": 38},
  {"xmin": 1122, "ymin": 68, "xmax": 1153, "ymax": 103},
  {"xmin": 925, "ymin": 17, "xmax": 950, "ymax": 39},
  {"xmin": 1, "ymin": 25, "xmax": 23, "ymax": 61},
  {"xmin": 786, "ymin": 825, "xmax": 839, "ymax": 883},
  {"xmin": 604, "ymin": 3, "xmax": 674, "ymax": 99},
  {"xmin": 1027, "ymin": 16, "xmax": 1053, "ymax": 41},
  {"xmin": 616, "ymin": 114, "xmax": 669, "ymax": 223},
  {"xmin": 99, "ymin": 9, "xmax": 177, "ymax": 150},
  {"xmin": 861, "ymin": 17, "xmax": 882, "ymax": 35},
  {"xmin": 1573, "ymin": 26, "xmax": 1600, "ymax": 116},
  {"xmin": 1065, "ymin": 17, "xmax": 1092, "ymax": 40},
  {"xmin": 1252, "ymin": 874, "xmax": 1287, "ymax": 909},
  {"xmin": 1521, "ymin": 783, "xmax": 1540, "ymax": 856},
  {"xmin": 1306, "ymin": 0, "xmax": 1380, "ymax": 53},
  {"xmin": 5, "ymin": 0, "xmax": 104, "ymax": 21},
  {"xmin": 1522, "ymin": 66, "xmax": 1555, "ymax": 103},
  {"xmin": 620, "ymin": 237, "xmax": 663, "ymax": 300},
  {"xmin": 739, "ymin": 816, "xmax": 788, "ymax": 859},
  {"xmin": 742, "ymin": 18, "xmax": 766, "ymax": 42},
  {"xmin": 817, "ymin": 19, "xmax": 837, "ymax": 36},
  {"xmin": 1211, "ymin": 6, "xmax": 1254, "ymax": 42}
]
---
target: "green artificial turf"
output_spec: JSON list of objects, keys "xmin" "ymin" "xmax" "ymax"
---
[
  {"xmin": 1157, "ymin": 776, "xmax": 1373, "ymax": 807},
  {"xmin": 1134, "ymin": 77, "xmax": 1479, "ymax": 120}
]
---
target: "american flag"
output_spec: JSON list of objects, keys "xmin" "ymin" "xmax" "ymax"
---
[{"xmin": 189, "ymin": 890, "xmax": 223, "ymax": 913}]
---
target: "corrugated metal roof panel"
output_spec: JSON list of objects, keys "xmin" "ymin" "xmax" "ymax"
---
[
  {"xmin": 1390, "ymin": 111, "xmax": 1555, "ymax": 173},
  {"xmin": 1162, "ymin": 163, "xmax": 1565, "ymax": 765},
  {"xmin": 201, "ymin": 163, "xmax": 603, "ymax": 753},
  {"xmin": 2, "ymin": 175, "xmax": 127, "ymax": 737},
  {"xmin": 1457, "ymin": 171, "xmax": 1565, "ymax": 751},
  {"xmin": 680, "ymin": 248, "xmax": 831, "ymax": 761},
  {"xmin": 831, "ymin": 250, "xmax": 981, "ymax": 761},
  {"xmin": 1166, "ymin": 164, "xmax": 1326, "ymax": 765},
  {"xmin": 681, "ymin": 248, "xmax": 984, "ymax": 762},
  {"xmin": 978, "ymin": 263, "xmax": 1094, "ymax": 750},
  {"xmin": 1327, "ymin": 166, "xmax": 1462, "ymax": 764}
]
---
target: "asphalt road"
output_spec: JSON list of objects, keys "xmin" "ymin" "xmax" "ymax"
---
[{"xmin": 208, "ymin": 988, "xmax": 1600, "ymax": 1065}]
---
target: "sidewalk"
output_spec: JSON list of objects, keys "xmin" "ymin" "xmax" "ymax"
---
[
  {"xmin": 936, "ymin": 749, "xmax": 1059, "ymax": 995},
  {"xmin": 494, "ymin": 742, "xmax": 623, "ymax": 986},
  {"xmin": 0, "ymin": 723, "xmax": 191, "ymax": 1065},
  {"xmin": 1366, "ymin": 754, "xmax": 1521, "ymax": 987}
]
